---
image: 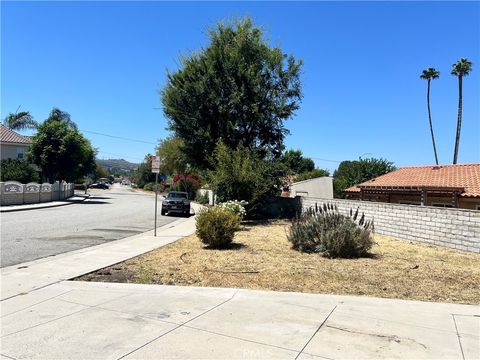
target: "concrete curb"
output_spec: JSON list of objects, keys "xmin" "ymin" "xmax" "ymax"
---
[{"xmin": 0, "ymin": 194, "xmax": 92, "ymax": 213}]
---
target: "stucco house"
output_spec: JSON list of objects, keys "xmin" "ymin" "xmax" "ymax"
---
[
  {"xmin": 345, "ymin": 163, "xmax": 480, "ymax": 210},
  {"xmin": 0, "ymin": 124, "xmax": 32, "ymax": 160}
]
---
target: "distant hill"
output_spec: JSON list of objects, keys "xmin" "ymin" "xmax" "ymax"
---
[{"xmin": 97, "ymin": 158, "xmax": 138, "ymax": 175}]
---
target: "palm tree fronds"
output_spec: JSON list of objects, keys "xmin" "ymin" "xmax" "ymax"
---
[
  {"xmin": 451, "ymin": 58, "xmax": 473, "ymax": 76},
  {"xmin": 2, "ymin": 111, "xmax": 38, "ymax": 130}
]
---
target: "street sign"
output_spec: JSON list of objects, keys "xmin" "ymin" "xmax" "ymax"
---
[{"xmin": 151, "ymin": 156, "xmax": 160, "ymax": 174}]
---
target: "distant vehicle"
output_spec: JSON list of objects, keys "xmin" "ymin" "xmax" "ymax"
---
[
  {"xmin": 89, "ymin": 183, "xmax": 110, "ymax": 190},
  {"xmin": 161, "ymin": 191, "xmax": 190, "ymax": 216}
]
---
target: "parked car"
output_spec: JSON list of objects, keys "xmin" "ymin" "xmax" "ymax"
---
[
  {"xmin": 161, "ymin": 191, "xmax": 190, "ymax": 216},
  {"xmin": 89, "ymin": 182, "xmax": 110, "ymax": 190}
]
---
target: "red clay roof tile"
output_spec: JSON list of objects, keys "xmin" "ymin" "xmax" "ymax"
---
[
  {"xmin": 345, "ymin": 164, "xmax": 480, "ymax": 197},
  {"xmin": 0, "ymin": 124, "xmax": 32, "ymax": 145}
]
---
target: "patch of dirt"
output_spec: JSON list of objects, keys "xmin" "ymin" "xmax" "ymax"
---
[{"xmin": 76, "ymin": 221, "xmax": 480, "ymax": 304}]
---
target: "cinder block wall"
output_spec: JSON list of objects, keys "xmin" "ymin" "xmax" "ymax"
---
[{"xmin": 301, "ymin": 197, "xmax": 480, "ymax": 253}]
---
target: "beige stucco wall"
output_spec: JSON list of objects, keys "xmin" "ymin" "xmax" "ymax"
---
[
  {"xmin": 1, "ymin": 143, "xmax": 30, "ymax": 160},
  {"xmin": 290, "ymin": 177, "xmax": 333, "ymax": 199}
]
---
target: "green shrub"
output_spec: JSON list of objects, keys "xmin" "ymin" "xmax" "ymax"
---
[
  {"xmin": 288, "ymin": 203, "xmax": 374, "ymax": 258},
  {"xmin": 208, "ymin": 141, "xmax": 284, "ymax": 217},
  {"xmin": 143, "ymin": 182, "xmax": 165, "ymax": 192},
  {"xmin": 0, "ymin": 159, "xmax": 40, "ymax": 183},
  {"xmin": 171, "ymin": 175, "xmax": 201, "ymax": 200},
  {"xmin": 195, "ymin": 191, "xmax": 210, "ymax": 205},
  {"xmin": 196, "ymin": 207, "xmax": 240, "ymax": 248},
  {"xmin": 295, "ymin": 168, "xmax": 330, "ymax": 182}
]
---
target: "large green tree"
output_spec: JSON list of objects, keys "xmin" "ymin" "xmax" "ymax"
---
[
  {"xmin": 156, "ymin": 136, "xmax": 188, "ymax": 175},
  {"xmin": 27, "ymin": 118, "xmax": 96, "ymax": 182},
  {"xmin": 161, "ymin": 18, "xmax": 303, "ymax": 169},
  {"xmin": 3, "ymin": 111, "xmax": 38, "ymax": 131},
  {"xmin": 420, "ymin": 67, "xmax": 440, "ymax": 165},
  {"xmin": 451, "ymin": 58, "xmax": 473, "ymax": 164},
  {"xmin": 281, "ymin": 149, "xmax": 315, "ymax": 175},
  {"xmin": 333, "ymin": 157, "xmax": 396, "ymax": 198}
]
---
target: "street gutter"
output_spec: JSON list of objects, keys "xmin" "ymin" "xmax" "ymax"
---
[{"xmin": 0, "ymin": 194, "xmax": 92, "ymax": 213}]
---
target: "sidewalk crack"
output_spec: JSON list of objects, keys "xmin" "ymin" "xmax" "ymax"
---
[
  {"xmin": 295, "ymin": 304, "xmax": 337, "ymax": 360},
  {"xmin": 1, "ymin": 289, "xmax": 74, "ymax": 318},
  {"xmin": 116, "ymin": 290, "xmax": 239, "ymax": 360},
  {"xmin": 0, "ymin": 353, "xmax": 17, "ymax": 360},
  {"xmin": 452, "ymin": 314, "xmax": 466, "ymax": 360}
]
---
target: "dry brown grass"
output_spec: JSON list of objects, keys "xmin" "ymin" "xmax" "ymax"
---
[{"xmin": 79, "ymin": 221, "xmax": 480, "ymax": 304}]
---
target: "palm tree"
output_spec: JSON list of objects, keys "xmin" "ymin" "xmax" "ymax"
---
[
  {"xmin": 3, "ymin": 111, "xmax": 38, "ymax": 131},
  {"xmin": 451, "ymin": 58, "xmax": 473, "ymax": 164},
  {"xmin": 420, "ymin": 67, "xmax": 440, "ymax": 165}
]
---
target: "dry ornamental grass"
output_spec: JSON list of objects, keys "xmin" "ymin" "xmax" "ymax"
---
[{"xmin": 79, "ymin": 221, "xmax": 480, "ymax": 304}]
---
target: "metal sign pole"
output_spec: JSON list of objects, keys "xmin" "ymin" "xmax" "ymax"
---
[
  {"xmin": 151, "ymin": 155, "xmax": 161, "ymax": 237},
  {"xmin": 154, "ymin": 172, "xmax": 159, "ymax": 237}
]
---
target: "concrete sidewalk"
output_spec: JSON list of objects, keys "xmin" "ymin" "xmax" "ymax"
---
[
  {"xmin": 1, "ymin": 202, "xmax": 479, "ymax": 359},
  {"xmin": 0, "ymin": 192, "xmax": 90, "ymax": 213},
  {"xmin": 1, "ymin": 281, "xmax": 478, "ymax": 359}
]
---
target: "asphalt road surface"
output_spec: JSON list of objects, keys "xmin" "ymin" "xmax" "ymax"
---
[{"xmin": 1, "ymin": 184, "xmax": 180, "ymax": 268}]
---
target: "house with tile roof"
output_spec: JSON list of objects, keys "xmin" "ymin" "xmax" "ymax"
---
[
  {"xmin": 0, "ymin": 124, "xmax": 32, "ymax": 161},
  {"xmin": 345, "ymin": 164, "xmax": 480, "ymax": 210}
]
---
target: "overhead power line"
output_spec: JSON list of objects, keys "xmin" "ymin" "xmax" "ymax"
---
[
  {"xmin": 309, "ymin": 157, "xmax": 342, "ymax": 163},
  {"xmin": 81, "ymin": 129, "xmax": 157, "ymax": 145}
]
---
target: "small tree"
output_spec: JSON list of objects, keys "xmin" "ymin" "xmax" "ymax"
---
[
  {"xmin": 333, "ymin": 157, "xmax": 395, "ymax": 198},
  {"xmin": 93, "ymin": 164, "xmax": 109, "ymax": 181},
  {"xmin": 281, "ymin": 149, "xmax": 315, "ymax": 175},
  {"xmin": 27, "ymin": 119, "xmax": 96, "ymax": 182},
  {"xmin": 209, "ymin": 141, "xmax": 283, "ymax": 213},
  {"xmin": 132, "ymin": 154, "xmax": 156, "ymax": 188},
  {"xmin": 156, "ymin": 136, "xmax": 188, "ymax": 175}
]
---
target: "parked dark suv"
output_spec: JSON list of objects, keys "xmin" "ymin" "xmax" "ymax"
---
[{"xmin": 161, "ymin": 191, "xmax": 190, "ymax": 216}]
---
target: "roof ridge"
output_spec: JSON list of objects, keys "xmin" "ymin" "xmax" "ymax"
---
[{"xmin": 399, "ymin": 163, "xmax": 480, "ymax": 169}]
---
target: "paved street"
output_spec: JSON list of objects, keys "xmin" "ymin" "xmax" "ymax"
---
[{"xmin": 0, "ymin": 184, "xmax": 178, "ymax": 267}]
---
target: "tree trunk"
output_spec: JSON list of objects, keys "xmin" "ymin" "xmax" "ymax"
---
[
  {"xmin": 453, "ymin": 75, "xmax": 463, "ymax": 164},
  {"xmin": 427, "ymin": 79, "xmax": 439, "ymax": 165}
]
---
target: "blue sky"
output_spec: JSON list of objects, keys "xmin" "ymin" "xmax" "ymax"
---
[{"xmin": 2, "ymin": 1, "xmax": 479, "ymax": 172}]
